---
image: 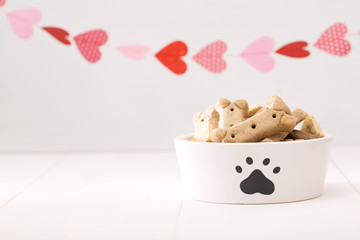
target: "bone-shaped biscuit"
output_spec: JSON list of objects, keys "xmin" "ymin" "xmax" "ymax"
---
[
  {"xmin": 292, "ymin": 108, "xmax": 308, "ymax": 125},
  {"xmin": 259, "ymin": 95, "xmax": 307, "ymax": 141},
  {"xmin": 264, "ymin": 96, "xmax": 291, "ymax": 114},
  {"xmin": 300, "ymin": 114, "xmax": 324, "ymax": 138},
  {"xmin": 284, "ymin": 139, "xmax": 294, "ymax": 142},
  {"xmin": 261, "ymin": 132, "xmax": 289, "ymax": 142},
  {"xmin": 255, "ymin": 96, "xmax": 291, "ymax": 141},
  {"xmin": 215, "ymin": 98, "xmax": 249, "ymax": 128},
  {"xmin": 286, "ymin": 129, "xmax": 318, "ymax": 140},
  {"xmin": 211, "ymin": 109, "xmax": 295, "ymax": 143},
  {"xmin": 247, "ymin": 104, "xmax": 263, "ymax": 118},
  {"xmin": 192, "ymin": 106, "xmax": 219, "ymax": 142},
  {"xmin": 264, "ymin": 109, "xmax": 308, "ymax": 142}
]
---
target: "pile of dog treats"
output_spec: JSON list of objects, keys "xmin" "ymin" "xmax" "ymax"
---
[{"xmin": 192, "ymin": 96, "xmax": 324, "ymax": 143}]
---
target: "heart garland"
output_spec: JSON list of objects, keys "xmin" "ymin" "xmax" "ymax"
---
[
  {"xmin": 155, "ymin": 41, "xmax": 188, "ymax": 74},
  {"xmin": 276, "ymin": 41, "xmax": 310, "ymax": 58},
  {"xmin": 43, "ymin": 27, "xmax": 71, "ymax": 45},
  {"xmin": 117, "ymin": 45, "xmax": 151, "ymax": 60},
  {"xmin": 314, "ymin": 23, "xmax": 351, "ymax": 56},
  {"xmin": 193, "ymin": 41, "xmax": 227, "ymax": 73},
  {"xmin": 240, "ymin": 37, "xmax": 275, "ymax": 72},
  {"xmin": 73, "ymin": 29, "xmax": 108, "ymax": 63},
  {"xmin": 1, "ymin": 9, "xmax": 358, "ymax": 73},
  {"xmin": 6, "ymin": 9, "xmax": 42, "ymax": 39}
]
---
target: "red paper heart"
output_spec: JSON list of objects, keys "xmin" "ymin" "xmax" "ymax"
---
[
  {"xmin": 314, "ymin": 23, "xmax": 351, "ymax": 56},
  {"xmin": 43, "ymin": 27, "xmax": 71, "ymax": 45},
  {"xmin": 155, "ymin": 41, "xmax": 187, "ymax": 75},
  {"xmin": 74, "ymin": 29, "xmax": 108, "ymax": 63},
  {"xmin": 276, "ymin": 41, "xmax": 310, "ymax": 58},
  {"xmin": 192, "ymin": 41, "xmax": 227, "ymax": 73}
]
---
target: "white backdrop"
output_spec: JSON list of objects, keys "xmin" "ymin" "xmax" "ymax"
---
[{"xmin": 0, "ymin": 0, "xmax": 359, "ymax": 151}]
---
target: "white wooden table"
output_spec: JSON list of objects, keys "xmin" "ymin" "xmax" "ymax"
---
[{"xmin": 0, "ymin": 147, "xmax": 359, "ymax": 239}]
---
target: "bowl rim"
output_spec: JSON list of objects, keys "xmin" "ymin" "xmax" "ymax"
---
[{"xmin": 174, "ymin": 132, "xmax": 333, "ymax": 146}]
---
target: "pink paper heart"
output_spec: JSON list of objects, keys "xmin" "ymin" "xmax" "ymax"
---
[
  {"xmin": 240, "ymin": 37, "xmax": 275, "ymax": 72},
  {"xmin": 314, "ymin": 23, "xmax": 351, "ymax": 56},
  {"xmin": 7, "ymin": 9, "xmax": 42, "ymax": 39},
  {"xmin": 74, "ymin": 29, "xmax": 108, "ymax": 63},
  {"xmin": 117, "ymin": 45, "xmax": 151, "ymax": 60},
  {"xmin": 192, "ymin": 41, "xmax": 227, "ymax": 73},
  {"xmin": 0, "ymin": 0, "xmax": 6, "ymax": 7}
]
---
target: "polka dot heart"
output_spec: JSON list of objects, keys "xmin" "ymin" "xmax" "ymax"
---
[
  {"xmin": 74, "ymin": 29, "xmax": 108, "ymax": 63},
  {"xmin": 314, "ymin": 23, "xmax": 351, "ymax": 56},
  {"xmin": 193, "ymin": 41, "xmax": 227, "ymax": 73}
]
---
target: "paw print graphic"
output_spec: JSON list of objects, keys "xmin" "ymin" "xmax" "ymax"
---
[{"xmin": 235, "ymin": 157, "xmax": 280, "ymax": 195}]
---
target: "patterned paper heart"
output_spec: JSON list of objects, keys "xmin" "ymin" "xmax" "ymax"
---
[
  {"xmin": 117, "ymin": 45, "xmax": 151, "ymax": 60},
  {"xmin": 276, "ymin": 41, "xmax": 310, "ymax": 58},
  {"xmin": 314, "ymin": 23, "xmax": 351, "ymax": 56},
  {"xmin": 192, "ymin": 41, "xmax": 227, "ymax": 73},
  {"xmin": 155, "ymin": 41, "xmax": 188, "ymax": 75},
  {"xmin": 7, "ymin": 9, "xmax": 42, "ymax": 39},
  {"xmin": 74, "ymin": 29, "xmax": 108, "ymax": 63},
  {"xmin": 43, "ymin": 27, "xmax": 71, "ymax": 45},
  {"xmin": 240, "ymin": 37, "xmax": 275, "ymax": 72}
]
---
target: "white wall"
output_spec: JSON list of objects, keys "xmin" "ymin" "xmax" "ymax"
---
[{"xmin": 0, "ymin": 0, "xmax": 359, "ymax": 151}]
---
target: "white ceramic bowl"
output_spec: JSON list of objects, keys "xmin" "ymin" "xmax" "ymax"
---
[{"xmin": 174, "ymin": 133, "xmax": 332, "ymax": 204}]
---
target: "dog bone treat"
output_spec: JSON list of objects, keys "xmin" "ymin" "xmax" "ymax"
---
[
  {"xmin": 215, "ymin": 98, "xmax": 249, "ymax": 128},
  {"xmin": 264, "ymin": 96, "xmax": 291, "ymax": 115},
  {"xmin": 211, "ymin": 109, "xmax": 296, "ymax": 143},
  {"xmin": 284, "ymin": 139, "xmax": 294, "ymax": 142},
  {"xmin": 261, "ymin": 138, "xmax": 272, "ymax": 142},
  {"xmin": 247, "ymin": 104, "xmax": 263, "ymax": 118},
  {"xmin": 292, "ymin": 109, "xmax": 308, "ymax": 125},
  {"xmin": 264, "ymin": 108, "xmax": 308, "ymax": 142},
  {"xmin": 191, "ymin": 106, "xmax": 219, "ymax": 142},
  {"xmin": 300, "ymin": 115, "xmax": 324, "ymax": 138},
  {"xmin": 191, "ymin": 95, "xmax": 324, "ymax": 143},
  {"xmin": 261, "ymin": 132, "xmax": 289, "ymax": 142},
  {"xmin": 254, "ymin": 96, "xmax": 291, "ymax": 143},
  {"xmin": 286, "ymin": 129, "xmax": 318, "ymax": 140}
]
